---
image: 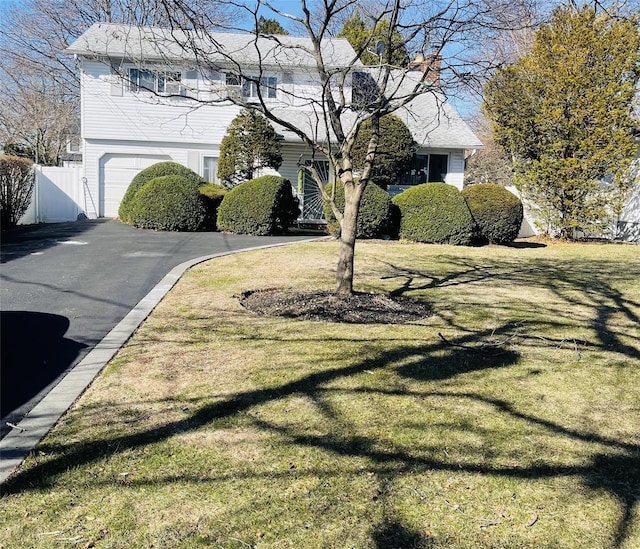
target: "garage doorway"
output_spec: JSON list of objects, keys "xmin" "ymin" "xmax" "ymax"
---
[{"xmin": 99, "ymin": 154, "xmax": 171, "ymax": 217}]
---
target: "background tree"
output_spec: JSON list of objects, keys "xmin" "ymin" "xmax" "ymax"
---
[
  {"xmin": 337, "ymin": 11, "xmax": 409, "ymax": 67},
  {"xmin": 0, "ymin": 64, "xmax": 76, "ymax": 165},
  {"xmin": 256, "ymin": 16, "xmax": 289, "ymax": 35},
  {"xmin": 484, "ymin": 5, "xmax": 640, "ymax": 238},
  {"xmin": 217, "ymin": 109, "xmax": 283, "ymax": 189},
  {"xmin": 464, "ymin": 113, "xmax": 514, "ymax": 187},
  {"xmin": 351, "ymin": 114, "xmax": 415, "ymax": 188},
  {"xmin": 0, "ymin": 0, "xmax": 235, "ymax": 164}
]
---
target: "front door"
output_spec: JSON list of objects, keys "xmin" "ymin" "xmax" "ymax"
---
[{"xmin": 299, "ymin": 160, "xmax": 330, "ymax": 223}]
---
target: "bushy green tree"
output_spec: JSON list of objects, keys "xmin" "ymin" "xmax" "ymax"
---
[
  {"xmin": 217, "ymin": 109, "xmax": 283, "ymax": 189},
  {"xmin": 351, "ymin": 114, "xmax": 415, "ymax": 188},
  {"xmin": 462, "ymin": 183, "xmax": 523, "ymax": 244},
  {"xmin": 337, "ymin": 12, "xmax": 409, "ymax": 67},
  {"xmin": 128, "ymin": 175, "xmax": 206, "ymax": 232},
  {"xmin": 256, "ymin": 16, "xmax": 289, "ymax": 35},
  {"xmin": 393, "ymin": 183, "xmax": 475, "ymax": 245},
  {"xmin": 484, "ymin": 6, "xmax": 640, "ymax": 238}
]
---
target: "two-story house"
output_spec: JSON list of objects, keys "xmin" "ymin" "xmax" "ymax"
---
[{"xmin": 66, "ymin": 23, "xmax": 482, "ymax": 220}]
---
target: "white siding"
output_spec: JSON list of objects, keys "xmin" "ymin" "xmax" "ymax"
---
[
  {"xmin": 81, "ymin": 60, "xmax": 240, "ymax": 144},
  {"xmin": 80, "ymin": 60, "xmax": 328, "ymax": 144},
  {"xmin": 83, "ymin": 140, "xmax": 221, "ymax": 218},
  {"xmin": 446, "ymin": 150, "xmax": 465, "ymax": 189}
]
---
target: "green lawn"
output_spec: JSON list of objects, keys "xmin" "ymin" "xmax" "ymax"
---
[{"xmin": 1, "ymin": 239, "xmax": 638, "ymax": 548}]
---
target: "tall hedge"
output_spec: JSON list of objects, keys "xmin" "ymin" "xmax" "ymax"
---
[
  {"xmin": 392, "ymin": 183, "xmax": 475, "ymax": 245},
  {"xmin": 0, "ymin": 155, "xmax": 34, "ymax": 230},
  {"xmin": 119, "ymin": 161, "xmax": 206, "ymax": 223},
  {"xmin": 217, "ymin": 175, "xmax": 299, "ymax": 235},
  {"xmin": 462, "ymin": 183, "xmax": 523, "ymax": 244},
  {"xmin": 323, "ymin": 181, "xmax": 393, "ymax": 238},
  {"xmin": 128, "ymin": 175, "xmax": 206, "ymax": 231}
]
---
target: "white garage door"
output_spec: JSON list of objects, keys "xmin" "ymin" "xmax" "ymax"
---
[{"xmin": 99, "ymin": 154, "xmax": 171, "ymax": 217}]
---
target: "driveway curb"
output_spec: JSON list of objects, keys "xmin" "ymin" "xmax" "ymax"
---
[{"xmin": 0, "ymin": 239, "xmax": 317, "ymax": 486}]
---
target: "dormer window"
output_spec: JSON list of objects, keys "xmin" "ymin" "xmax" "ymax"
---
[{"xmin": 352, "ymin": 71, "xmax": 380, "ymax": 110}]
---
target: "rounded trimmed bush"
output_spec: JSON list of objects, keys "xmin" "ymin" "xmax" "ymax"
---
[
  {"xmin": 392, "ymin": 183, "xmax": 475, "ymax": 245},
  {"xmin": 217, "ymin": 175, "xmax": 299, "ymax": 235},
  {"xmin": 323, "ymin": 181, "xmax": 393, "ymax": 238},
  {"xmin": 199, "ymin": 183, "xmax": 227, "ymax": 230},
  {"xmin": 462, "ymin": 183, "xmax": 523, "ymax": 244},
  {"xmin": 119, "ymin": 161, "xmax": 207, "ymax": 223},
  {"xmin": 128, "ymin": 175, "xmax": 206, "ymax": 231}
]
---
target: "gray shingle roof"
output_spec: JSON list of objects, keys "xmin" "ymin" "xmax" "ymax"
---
[
  {"xmin": 65, "ymin": 23, "xmax": 358, "ymax": 69},
  {"xmin": 392, "ymin": 72, "xmax": 483, "ymax": 149}
]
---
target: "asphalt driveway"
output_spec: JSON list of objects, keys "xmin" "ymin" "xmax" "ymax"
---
[{"xmin": 1, "ymin": 219, "xmax": 318, "ymax": 433}]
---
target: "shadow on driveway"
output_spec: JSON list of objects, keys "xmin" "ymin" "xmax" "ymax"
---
[
  {"xmin": 1, "ymin": 219, "xmax": 107, "ymax": 264},
  {"xmin": 1, "ymin": 311, "xmax": 87, "ymax": 418}
]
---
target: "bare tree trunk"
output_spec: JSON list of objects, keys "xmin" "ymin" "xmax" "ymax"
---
[{"xmin": 335, "ymin": 180, "xmax": 364, "ymax": 295}]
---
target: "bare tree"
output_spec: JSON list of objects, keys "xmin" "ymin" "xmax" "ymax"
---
[
  {"xmin": 108, "ymin": 0, "xmax": 529, "ymax": 295},
  {"xmin": 0, "ymin": 61, "xmax": 77, "ymax": 166},
  {"xmin": 66, "ymin": 0, "xmax": 532, "ymax": 294}
]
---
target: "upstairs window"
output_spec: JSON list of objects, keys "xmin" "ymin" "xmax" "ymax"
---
[
  {"xmin": 243, "ymin": 76, "xmax": 277, "ymax": 99},
  {"xmin": 225, "ymin": 73, "xmax": 241, "ymax": 87},
  {"xmin": 225, "ymin": 73, "xmax": 277, "ymax": 99},
  {"xmin": 129, "ymin": 68, "xmax": 183, "ymax": 95}
]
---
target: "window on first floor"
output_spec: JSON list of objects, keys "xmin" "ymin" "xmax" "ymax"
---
[
  {"xmin": 399, "ymin": 154, "xmax": 449, "ymax": 185},
  {"xmin": 203, "ymin": 156, "xmax": 218, "ymax": 183},
  {"xmin": 129, "ymin": 68, "xmax": 183, "ymax": 95}
]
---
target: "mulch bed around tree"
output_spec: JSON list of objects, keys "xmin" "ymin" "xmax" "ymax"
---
[{"xmin": 238, "ymin": 288, "xmax": 432, "ymax": 324}]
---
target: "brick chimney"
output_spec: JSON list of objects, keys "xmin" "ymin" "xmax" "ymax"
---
[{"xmin": 408, "ymin": 52, "xmax": 441, "ymax": 86}]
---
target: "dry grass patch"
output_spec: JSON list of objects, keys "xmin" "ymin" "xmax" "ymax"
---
[{"xmin": 1, "ymin": 240, "xmax": 638, "ymax": 548}]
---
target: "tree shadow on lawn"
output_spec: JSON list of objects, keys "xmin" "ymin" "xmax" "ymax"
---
[
  {"xmin": 4, "ymin": 320, "xmax": 638, "ymax": 547},
  {"xmin": 380, "ymin": 254, "xmax": 640, "ymax": 362}
]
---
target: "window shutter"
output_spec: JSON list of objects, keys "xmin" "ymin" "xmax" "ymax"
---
[
  {"xmin": 110, "ymin": 67, "xmax": 123, "ymax": 96},
  {"xmin": 187, "ymin": 151, "xmax": 199, "ymax": 172}
]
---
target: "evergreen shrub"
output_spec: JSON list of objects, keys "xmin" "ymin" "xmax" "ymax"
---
[
  {"xmin": 392, "ymin": 183, "xmax": 475, "ymax": 245},
  {"xmin": 0, "ymin": 155, "xmax": 34, "ymax": 230},
  {"xmin": 462, "ymin": 183, "xmax": 523, "ymax": 244},
  {"xmin": 199, "ymin": 183, "xmax": 227, "ymax": 230},
  {"xmin": 128, "ymin": 175, "xmax": 206, "ymax": 231},
  {"xmin": 323, "ymin": 181, "xmax": 393, "ymax": 238},
  {"xmin": 119, "ymin": 161, "xmax": 206, "ymax": 223},
  {"xmin": 351, "ymin": 115, "xmax": 416, "ymax": 188},
  {"xmin": 217, "ymin": 176, "xmax": 299, "ymax": 235}
]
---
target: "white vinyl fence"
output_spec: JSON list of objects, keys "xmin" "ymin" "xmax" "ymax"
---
[{"xmin": 19, "ymin": 165, "xmax": 96, "ymax": 225}]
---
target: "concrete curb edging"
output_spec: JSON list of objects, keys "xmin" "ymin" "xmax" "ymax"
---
[{"xmin": 0, "ymin": 239, "xmax": 318, "ymax": 487}]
